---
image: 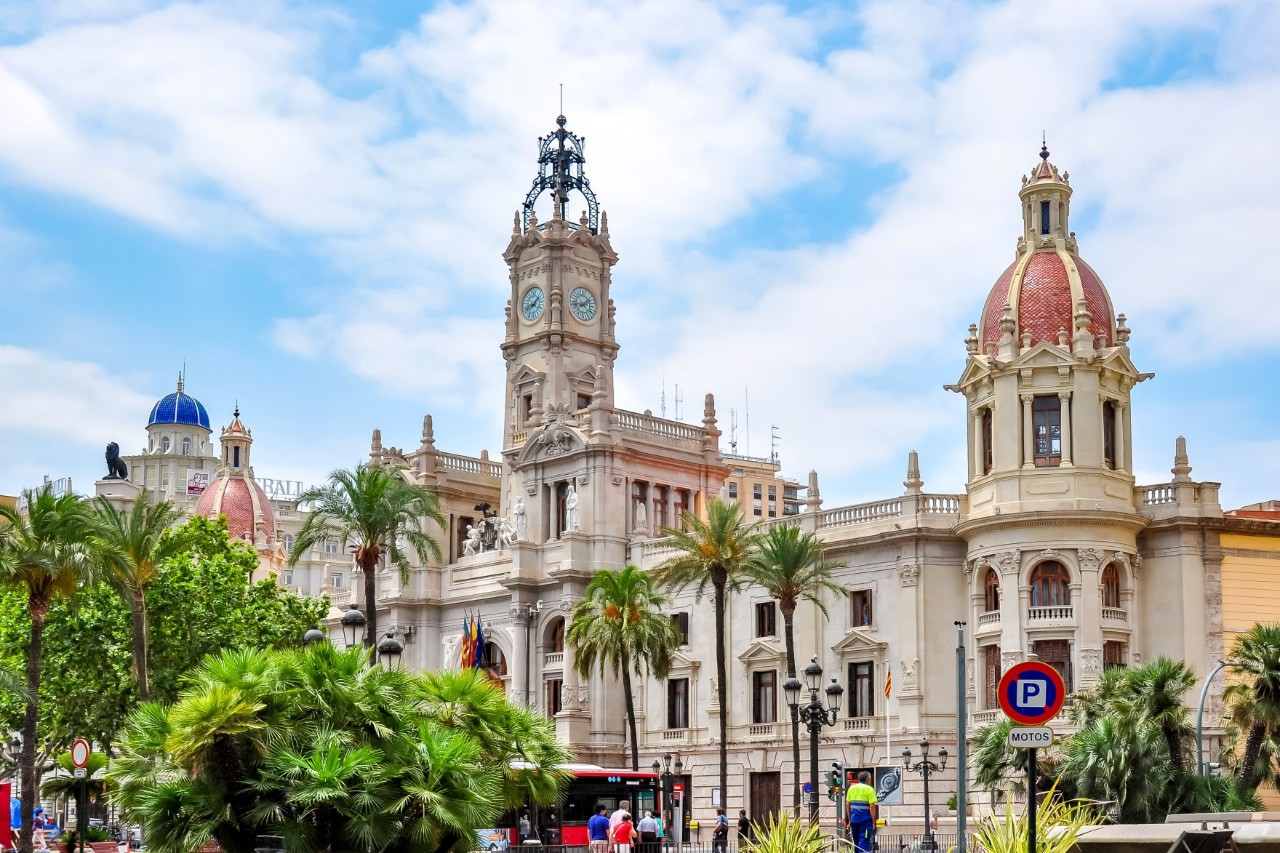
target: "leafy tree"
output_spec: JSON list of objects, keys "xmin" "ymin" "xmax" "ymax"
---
[
  {"xmin": 109, "ymin": 645, "xmax": 569, "ymax": 853},
  {"xmin": 291, "ymin": 465, "xmax": 445, "ymax": 651},
  {"xmin": 0, "ymin": 487, "xmax": 104, "ymax": 853},
  {"xmin": 652, "ymin": 498, "xmax": 763, "ymax": 808},
  {"xmin": 1225, "ymin": 624, "xmax": 1280, "ymax": 791},
  {"xmin": 566, "ymin": 565, "xmax": 683, "ymax": 770},
  {"xmin": 746, "ymin": 525, "xmax": 846, "ymax": 812},
  {"xmin": 93, "ymin": 494, "xmax": 182, "ymax": 700}
]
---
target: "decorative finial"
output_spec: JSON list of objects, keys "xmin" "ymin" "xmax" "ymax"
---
[
  {"xmin": 806, "ymin": 470, "xmax": 822, "ymax": 513},
  {"xmin": 904, "ymin": 450, "xmax": 923, "ymax": 494},
  {"xmin": 522, "ymin": 113, "xmax": 600, "ymax": 233},
  {"xmin": 233, "ymin": 400, "xmax": 240, "ymax": 419},
  {"xmin": 422, "ymin": 414, "xmax": 434, "ymax": 444},
  {"xmin": 176, "ymin": 371, "xmax": 184, "ymax": 395},
  {"xmin": 1040, "ymin": 132, "xmax": 1049, "ymax": 161},
  {"xmin": 1171, "ymin": 435, "xmax": 1193, "ymax": 482}
]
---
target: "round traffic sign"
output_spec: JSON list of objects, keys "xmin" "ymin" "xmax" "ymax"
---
[
  {"xmin": 70, "ymin": 738, "xmax": 91, "ymax": 769},
  {"xmin": 997, "ymin": 661, "xmax": 1066, "ymax": 725}
]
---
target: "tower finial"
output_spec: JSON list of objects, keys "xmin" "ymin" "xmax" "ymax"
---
[
  {"xmin": 176, "ymin": 370, "xmax": 184, "ymax": 395},
  {"xmin": 233, "ymin": 399, "xmax": 240, "ymax": 419},
  {"xmin": 1040, "ymin": 132, "xmax": 1050, "ymax": 161}
]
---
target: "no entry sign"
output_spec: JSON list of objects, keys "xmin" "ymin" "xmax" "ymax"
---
[
  {"xmin": 70, "ymin": 738, "xmax": 91, "ymax": 769},
  {"xmin": 997, "ymin": 661, "xmax": 1066, "ymax": 725}
]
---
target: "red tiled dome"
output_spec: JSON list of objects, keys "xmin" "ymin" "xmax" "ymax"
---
[
  {"xmin": 195, "ymin": 474, "xmax": 276, "ymax": 544},
  {"xmin": 979, "ymin": 250, "xmax": 1114, "ymax": 351}
]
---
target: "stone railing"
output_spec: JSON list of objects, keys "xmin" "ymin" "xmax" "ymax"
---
[
  {"xmin": 977, "ymin": 611, "xmax": 1001, "ymax": 627},
  {"xmin": 843, "ymin": 717, "xmax": 876, "ymax": 733},
  {"xmin": 437, "ymin": 452, "xmax": 503, "ymax": 478},
  {"xmin": 544, "ymin": 652, "xmax": 564, "ymax": 667},
  {"xmin": 723, "ymin": 452, "xmax": 776, "ymax": 466},
  {"xmin": 747, "ymin": 724, "xmax": 775, "ymax": 738},
  {"xmin": 819, "ymin": 498, "xmax": 902, "ymax": 528},
  {"xmin": 972, "ymin": 709, "xmax": 1000, "ymax": 725},
  {"xmin": 329, "ymin": 589, "xmax": 352, "ymax": 608},
  {"xmin": 920, "ymin": 494, "xmax": 962, "ymax": 513},
  {"xmin": 1101, "ymin": 607, "xmax": 1127, "ymax": 623},
  {"xmin": 1137, "ymin": 484, "xmax": 1177, "ymax": 506},
  {"xmin": 662, "ymin": 729, "xmax": 689, "ymax": 742},
  {"xmin": 615, "ymin": 410, "xmax": 704, "ymax": 442},
  {"xmin": 509, "ymin": 429, "xmax": 528, "ymax": 447},
  {"xmin": 1027, "ymin": 605, "xmax": 1074, "ymax": 622}
]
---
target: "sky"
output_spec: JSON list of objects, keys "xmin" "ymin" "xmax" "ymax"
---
[{"xmin": 1, "ymin": 0, "xmax": 1278, "ymax": 510}]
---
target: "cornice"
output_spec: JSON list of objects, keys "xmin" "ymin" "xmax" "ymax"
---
[{"xmin": 955, "ymin": 508, "xmax": 1148, "ymax": 538}]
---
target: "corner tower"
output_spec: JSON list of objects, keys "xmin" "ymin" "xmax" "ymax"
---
[
  {"xmin": 500, "ymin": 115, "xmax": 619, "ymax": 445},
  {"xmin": 952, "ymin": 144, "xmax": 1149, "ymax": 692}
]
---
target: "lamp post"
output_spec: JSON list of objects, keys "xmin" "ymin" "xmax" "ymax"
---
[
  {"xmin": 340, "ymin": 603, "xmax": 367, "ymax": 649},
  {"xmin": 785, "ymin": 657, "xmax": 844, "ymax": 824},
  {"xmin": 902, "ymin": 738, "xmax": 947, "ymax": 852},
  {"xmin": 376, "ymin": 631, "xmax": 404, "ymax": 667},
  {"xmin": 1196, "ymin": 659, "xmax": 1231, "ymax": 776},
  {"xmin": 302, "ymin": 625, "xmax": 326, "ymax": 646},
  {"xmin": 652, "ymin": 753, "xmax": 684, "ymax": 848}
]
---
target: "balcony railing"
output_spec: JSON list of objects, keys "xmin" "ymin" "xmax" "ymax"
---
[
  {"xmin": 544, "ymin": 652, "xmax": 564, "ymax": 667},
  {"xmin": 977, "ymin": 611, "xmax": 1000, "ymax": 627},
  {"xmin": 1102, "ymin": 607, "xmax": 1128, "ymax": 623},
  {"xmin": 1027, "ymin": 605, "xmax": 1074, "ymax": 622},
  {"xmin": 843, "ymin": 717, "xmax": 875, "ymax": 732},
  {"xmin": 747, "ymin": 724, "xmax": 775, "ymax": 738},
  {"xmin": 972, "ymin": 709, "xmax": 1000, "ymax": 725},
  {"xmin": 662, "ymin": 729, "xmax": 689, "ymax": 742}
]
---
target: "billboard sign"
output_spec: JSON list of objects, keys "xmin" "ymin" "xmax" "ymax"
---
[{"xmin": 187, "ymin": 470, "xmax": 212, "ymax": 496}]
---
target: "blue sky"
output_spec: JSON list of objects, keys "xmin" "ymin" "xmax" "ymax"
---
[{"xmin": 1, "ymin": 0, "xmax": 1278, "ymax": 511}]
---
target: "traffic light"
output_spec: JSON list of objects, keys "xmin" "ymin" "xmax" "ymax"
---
[{"xmin": 832, "ymin": 761, "xmax": 845, "ymax": 789}]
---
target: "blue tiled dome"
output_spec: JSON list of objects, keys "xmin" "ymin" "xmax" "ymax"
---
[{"xmin": 148, "ymin": 381, "xmax": 211, "ymax": 430}]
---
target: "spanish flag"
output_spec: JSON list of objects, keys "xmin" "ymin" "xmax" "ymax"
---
[{"xmin": 884, "ymin": 668, "xmax": 892, "ymax": 699}]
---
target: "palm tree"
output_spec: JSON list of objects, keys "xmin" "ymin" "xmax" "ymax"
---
[
  {"xmin": 1118, "ymin": 657, "xmax": 1195, "ymax": 778},
  {"xmin": 94, "ymin": 494, "xmax": 182, "ymax": 700},
  {"xmin": 566, "ymin": 565, "xmax": 684, "ymax": 770},
  {"xmin": 747, "ymin": 525, "xmax": 846, "ymax": 812},
  {"xmin": 1225, "ymin": 624, "xmax": 1280, "ymax": 790},
  {"xmin": 290, "ymin": 464, "xmax": 445, "ymax": 650},
  {"xmin": 1064, "ymin": 717, "xmax": 1170, "ymax": 823},
  {"xmin": 41, "ymin": 751, "xmax": 111, "ymax": 807},
  {"xmin": 652, "ymin": 498, "xmax": 764, "ymax": 807},
  {"xmin": 0, "ymin": 487, "xmax": 103, "ymax": 853}
]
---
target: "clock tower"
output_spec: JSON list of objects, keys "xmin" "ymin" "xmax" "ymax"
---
[{"xmin": 500, "ymin": 115, "xmax": 619, "ymax": 445}]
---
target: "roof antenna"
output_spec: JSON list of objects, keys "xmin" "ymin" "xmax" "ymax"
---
[
  {"xmin": 559, "ymin": 83, "xmax": 564, "ymax": 117},
  {"xmin": 1041, "ymin": 131, "xmax": 1050, "ymax": 160},
  {"xmin": 234, "ymin": 398, "xmax": 240, "ymax": 418}
]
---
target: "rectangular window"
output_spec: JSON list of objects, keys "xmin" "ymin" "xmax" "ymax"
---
[
  {"xmin": 848, "ymin": 662, "xmax": 874, "ymax": 718},
  {"xmin": 521, "ymin": 393, "xmax": 533, "ymax": 423},
  {"xmin": 984, "ymin": 645, "xmax": 1001, "ymax": 710},
  {"xmin": 982, "ymin": 408, "xmax": 994, "ymax": 474},
  {"xmin": 283, "ymin": 572, "xmax": 294, "ymax": 586},
  {"xmin": 851, "ymin": 590, "xmax": 873, "ymax": 627},
  {"xmin": 331, "ymin": 573, "xmax": 343, "ymax": 589},
  {"xmin": 1033, "ymin": 640, "xmax": 1073, "ymax": 692},
  {"xmin": 752, "ymin": 671, "xmax": 778, "ymax": 724},
  {"xmin": 1104, "ymin": 641, "xmax": 1126, "ymax": 670},
  {"xmin": 755, "ymin": 602, "xmax": 777, "ymax": 637},
  {"xmin": 753, "ymin": 483, "xmax": 762, "ymax": 498},
  {"xmin": 233, "ymin": 446, "xmax": 240, "ymax": 468},
  {"xmin": 768, "ymin": 505, "xmax": 776, "ymax": 518},
  {"xmin": 728, "ymin": 482, "xmax": 738, "ymax": 499},
  {"xmin": 668, "ymin": 678, "xmax": 689, "ymax": 729},
  {"xmin": 1040, "ymin": 200, "xmax": 1051, "ymax": 235},
  {"xmin": 671, "ymin": 612, "xmax": 690, "ymax": 645},
  {"xmin": 546, "ymin": 678, "xmax": 563, "ymax": 715},
  {"xmin": 1032, "ymin": 396, "xmax": 1062, "ymax": 467},
  {"xmin": 768, "ymin": 485, "xmax": 776, "ymax": 499},
  {"xmin": 576, "ymin": 393, "xmax": 591, "ymax": 411},
  {"xmin": 754, "ymin": 505, "xmax": 763, "ymax": 517},
  {"xmin": 324, "ymin": 541, "xmax": 340, "ymax": 554},
  {"xmin": 1102, "ymin": 401, "xmax": 1117, "ymax": 469}
]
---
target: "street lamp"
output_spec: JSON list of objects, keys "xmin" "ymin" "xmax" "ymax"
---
[
  {"xmin": 902, "ymin": 738, "xmax": 948, "ymax": 852},
  {"xmin": 785, "ymin": 657, "xmax": 843, "ymax": 823},
  {"xmin": 340, "ymin": 603, "xmax": 367, "ymax": 649},
  {"xmin": 652, "ymin": 753, "xmax": 683, "ymax": 847},
  {"xmin": 376, "ymin": 631, "xmax": 404, "ymax": 667},
  {"xmin": 302, "ymin": 625, "xmax": 326, "ymax": 646}
]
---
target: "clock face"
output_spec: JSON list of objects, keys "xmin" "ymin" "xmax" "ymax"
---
[
  {"xmin": 569, "ymin": 287, "xmax": 598, "ymax": 322},
  {"xmin": 521, "ymin": 287, "xmax": 545, "ymax": 322}
]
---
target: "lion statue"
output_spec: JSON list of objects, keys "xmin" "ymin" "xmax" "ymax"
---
[{"xmin": 104, "ymin": 442, "xmax": 128, "ymax": 480}]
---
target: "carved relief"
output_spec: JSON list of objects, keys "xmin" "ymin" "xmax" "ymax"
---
[
  {"xmin": 1080, "ymin": 648, "xmax": 1102, "ymax": 677},
  {"xmin": 1078, "ymin": 548, "xmax": 1104, "ymax": 573},
  {"xmin": 1001, "ymin": 651, "xmax": 1022, "ymax": 671},
  {"xmin": 578, "ymin": 685, "xmax": 590, "ymax": 708},
  {"xmin": 1038, "ymin": 548, "xmax": 1062, "ymax": 563},
  {"xmin": 900, "ymin": 659, "xmax": 919, "ymax": 686},
  {"xmin": 898, "ymin": 563, "xmax": 920, "ymax": 587},
  {"xmin": 561, "ymin": 683, "xmax": 578, "ymax": 710},
  {"xmin": 994, "ymin": 550, "xmax": 1021, "ymax": 575}
]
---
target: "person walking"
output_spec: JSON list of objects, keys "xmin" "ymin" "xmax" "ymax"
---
[
  {"xmin": 612, "ymin": 814, "xmax": 635, "ymax": 853},
  {"xmin": 712, "ymin": 808, "xmax": 729, "ymax": 853},
  {"xmin": 654, "ymin": 810, "xmax": 666, "ymax": 851},
  {"xmin": 588, "ymin": 805, "xmax": 611, "ymax": 853},
  {"xmin": 638, "ymin": 810, "xmax": 659, "ymax": 853},
  {"xmin": 518, "ymin": 812, "xmax": 532, "ymax": 845},
  {"xmin": 845, "ymin": 771, "xmax": 879, "ymax": 853},
  {"xmin": 736, "ymin": 810, "xmax": 751, "ymax": 846},
  {"xmin": 610, "ymin": 800, "xmax": 631, "ymax": 839}
]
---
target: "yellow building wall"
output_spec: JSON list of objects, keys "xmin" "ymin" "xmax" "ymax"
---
[{"xmin": 1220, "ymin": 531, "xmax": 1280, "ymax": 653}]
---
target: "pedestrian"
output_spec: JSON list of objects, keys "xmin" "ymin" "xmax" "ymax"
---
[
  {"xmin": 588, "ymin": 804, "xmax": 611, "ymax": 853},
  {"xmin": 736, "ymin": 810, "xmax": 751, "ymax": 845},
  {"xmin": 845, "ymin": 771, "xmax": 879, "ymax": 853},
  {"xmin": 610, "ymin": 800, "xmax": 631, "ymax": 839},
  {"xmin": 33, "ymin": 807, "xmax": 49, "ymax": 851},
  {"xmin": 638, "ymin": 810, "xmax": 658, "ymax": 853},
  {"xmin": 654, "ymin": 811, "xmax": 666, "ymax": 850},
  {"xmin": 712, "ymin": 808, "xmax": 728, "ymax": 853},
  {"xmin": 518, "ymin": 813, "xmax": 532, "ymax": 845},
  {"xmin": 612, "ymin": 814, "xmax": 635, "ymax": 853}
]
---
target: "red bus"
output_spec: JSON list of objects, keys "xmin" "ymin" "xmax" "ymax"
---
[{"xmin": 507, "ymin": 764, "xmax": 661, "ymax": 847}]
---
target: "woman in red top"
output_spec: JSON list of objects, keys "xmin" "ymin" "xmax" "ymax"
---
[{"xmin": 613, "ymin": 814, "xmax": 635, "ymax": 853}]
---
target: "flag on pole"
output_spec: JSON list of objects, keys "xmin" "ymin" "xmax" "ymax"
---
[
  {"xmin": 459, "ymin": 616, "xmax": 473, "ymax": 668},
  {"xmin": 884, "ymin": 667, "xmax": 892, "ymax": 699},
  {"xmin": 473, "ymin": 616, "xmax": 486, "ymax": 668}
]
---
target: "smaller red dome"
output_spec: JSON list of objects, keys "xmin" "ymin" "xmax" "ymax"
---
[
  {"xmin": 979, "ymin": 251, "xmax": 1113, "ymax": 351},
  {"xmin": 195, "ymin": 474, "xmax": 276, "ymax": 545}
]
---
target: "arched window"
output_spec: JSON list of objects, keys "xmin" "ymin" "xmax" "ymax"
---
[
  {"xmin": 284, "ymin": 534, "xmax": 294, "ymax": 553},
  {"xmin": 181, "ymin": 437, "xmax": 191, "ymax": 456},
  {"xmin": 161, "ymin": 436, "xmax": 171, "ymax": 453},
  {"xmin": 983, "ymin": 568, "xmax": 1000, "ymax": 613},
  {"xmin": 482, "ymin": 641, "xmax": 508, "ymax": 678},
  {"xmin": 1101, "ymin": 564, "xmax": 1121, "ymax": 609},
  {"xmin": 1030, "ymin": 561, "xmax": 1071, "ymax": 607},
  {"xmin": 547, "ymin": 617, "xmax": 565, "ymax": 653},
  {"xmin": 1102, "ymin": 401, "xmax": 1117, "ymax": 469},
  {"xmin": 982, "ymin": 408, "xmax": 994, "ymax": 474}
]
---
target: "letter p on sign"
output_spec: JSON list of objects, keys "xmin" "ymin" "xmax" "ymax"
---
[{"xmin": 1018, "ymin": 679, "xmax": 1047, "ymax": 708}]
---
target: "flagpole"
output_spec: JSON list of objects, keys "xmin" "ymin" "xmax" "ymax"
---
[{"xmin": 884, "ymin": 667, "xmax": 891, "ymax": 769}]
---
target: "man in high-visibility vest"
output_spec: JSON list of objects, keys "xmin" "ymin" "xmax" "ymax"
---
[{"xmin": 845, "ymin": 771, "xmax": 879, "ymax": 853}]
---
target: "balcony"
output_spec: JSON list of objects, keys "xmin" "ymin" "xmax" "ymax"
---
[
  {"xmin": 662, "ymin": 729, "xmax": 689, "ymax": 743},
  {"xmin": 1027, "ymin": 605, "xmax": 1074, "ymax": 624},
  {"xmin": 972, "ymin": 709, "xmax": 1000, "ymax": 725},
  {"xmin": 1102, "ymin": 607, "xmax": 1128, "ymax": 624},
  {"xmin": 747, "ymin": 724, "xmax": 775, "ymax": 738},
  {"xmin": 977, "ymin": 611, "xmax": 1000, "ymax": 628},
  {"xmin": 843, "ymin": 717, "xmax": 876, "ymax": 733},
  {"xmin": 544, "ymin": 652, "xmax": 564, "ymax": 667}
]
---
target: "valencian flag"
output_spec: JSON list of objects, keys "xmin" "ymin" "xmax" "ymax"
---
[
  {"xmin": 459, "ymin": 615, "xmax": 473, "ymax": 669},
  {"xmin": 884, "ymin": 667, "xmax": 892, "ymax": 699}
]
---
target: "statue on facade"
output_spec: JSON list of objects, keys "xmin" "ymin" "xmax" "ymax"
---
[
  {"xmin": 512, "ymin": 496, "xmax": 528, "ymax": 541},
  {"xmin": 496, "ymin": 518, "xmax": 516, "ymax": 550},
  {"xmin": 104, "ymin": 442, "xmax": 128, "ymax": 480},
  {"xmin": 633, "ymin": 500, "xmax": 648, "ymax": 534},
  {"xmin": 474, "ymin": 502, "xmax": 500, "ymax": 552},
  {"xmin": 462, "ymin": 525, "xmax": 481, "ymax": 557},
  {"xmin": 564, "ymin": 484, "xmax": 580, "ymax": 534}
]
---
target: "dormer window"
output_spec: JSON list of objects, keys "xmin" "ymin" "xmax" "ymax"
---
[
  {"xmin": 161, "ymin": 436, "xmax": 170, "ymax": 453},
  {"xmin": 1032, "ymin": 396, "xmax": 1062, "ymax": 467},
  {"xmin": 982, "ymin": 408, "xmax": 994, "ymax": 474},
  {"xmin": 233, "ymin": 446, "xmax": 240, "ymax": 468},
  {"xmin": 1102, "ymin": 401, "xmax": 1117, "ymax": 469},
  {"xmin": 181, "ymin": 437, "xmax": 191, "ymax": 456},
  {"xmin": 1040, "ymin": 201, "xmax": 1051, "ymax": 235}
]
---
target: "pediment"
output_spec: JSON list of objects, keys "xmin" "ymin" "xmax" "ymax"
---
[
  {"xmin": 1010, "ymin": 341, "xmax": 1077, "ymax": 369},
  {"xmin": 738, "ymin": 637, "xmax": 787, "ymax": 665},
  {"xmin": 667, "ymin": 648, "xmax": 701, "ymax": 672},
  {"xmin": 510, "ymin": 365, "xmax": 546, "ymax": 387},
  {"xmin": 832, "ymin": 628, "xmax": 888, "ymax": 655},
  {"xmin": 1097, "ymin": 347, "xmax": 1141, "ymax": 379},
  {"xmin": 953, "ymin": 356, "xmax": 993, "ymax": 390},
  {"xmin": 516, "ymin": 421, "xmax": 586, "ymax": 464}
]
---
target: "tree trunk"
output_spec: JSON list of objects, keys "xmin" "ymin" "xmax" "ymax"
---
[
  {"xmin": 713, "ymin": 571, "xmax": 729, "ymax": 810},
  {"xmin": 361, "ymin": 553, "xmax": 378, "ymax": 651},
  {"xmin": 622, "ymin": 649, "xmax": 639, "ymax": 771},
  {"xmin": 1163, "ymin": 724, "xmax": 1183, "ymax": 779},
  {"xmin": 1240, "ymin": 723, "xmax": 1266, "ymax": 790},
  {"xmin": 18, "ymin": 595, "xmax": 47, "ymax": 853},
  {"xmin": 130, "ymin": 588, "xmax": 150, "ymax": 701},
  {"xmin": 782, "ymin": 604, "xmax": 800, "ymax": 815}
]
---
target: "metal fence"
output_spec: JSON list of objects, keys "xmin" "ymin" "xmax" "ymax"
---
[{"xmin": 510, "ymin": 837, "xmax": 973, "ymax": 853}]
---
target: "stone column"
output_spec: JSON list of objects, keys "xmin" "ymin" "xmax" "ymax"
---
[
  {"xmin": 1114, "ymin": 402, "xmax": 1128, "ymax": 473},
  {"xmin": 971, "ymin": 409, "xmax": 983, "ymax": 479},
  {"xmin": 548, "ymin": 482, "xmax": 560, "ymax": 540},
  {"xmin": 1076, "ymin": 548, "xmax": 1104, "ymax": 689},
  {"xmin": 1059, "ymin": 392, "xmax": 1073, "ymax": 467},
  {"xmin": 511, "ymin": 605, "xmax": 531, "ymax": 706},
  {"xmin": 1021, "ymin": 394, "xmax": 1035, "ymax": 468}
]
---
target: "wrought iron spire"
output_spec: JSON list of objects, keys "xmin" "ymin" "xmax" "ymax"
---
[{"xmin": 522, "ymin": 114, "xmax": 599, "ymax": 233}]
